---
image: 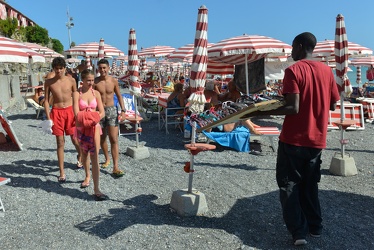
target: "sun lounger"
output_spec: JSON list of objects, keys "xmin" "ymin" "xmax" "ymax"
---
[
  {"xmin": 0, "ymin": 177, "xmax": 11, "ymax": 217},
  {"xmin": 250, "ymin": 127, "xmax": 281, "ymax": 152},
  {"xmin": 25, "ymin": 98, "xmax": 44, "ymax": 119}
]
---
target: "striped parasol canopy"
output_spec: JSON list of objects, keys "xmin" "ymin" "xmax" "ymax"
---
[
  {"xmin": 350, "ymin": 56, "xmax": 374, "ymax": 67},
  {"xmin": 168, "ymin": 43, "xmax": 214, "ymax": 63},
  {"xmin": 208, "ymin": 34, "xmax": 292, "ymax": 65},
  {"xmin": 138, "ymin": 45, "xmax": 175, "ymax": 59},
  {"xmin": 128, "ymin": 28, "xmax": 141, "ymax": 96},
  {"xmin": 313, "ymin": 39, "xmax": 372, "ymax": 59},
  {"xmin": 208, "ymin": 34, "xmax": 291, "ymax": 94},
  {"xmin": 98, "ymin": 38, "xmax": 105, "ymax": 60},
  {"xmin": 65, "ymin": 41, "xmax": 124, "ymax": 57},
  {"xmin": 335, "ymin": 14, "xmax": 351, "ymax": 96},
  {"xmin": 206, "ymin": 60, "xmax": 234, "ymax": 75},
  {"xmin": 0, "ymin": 36, "xmax": 45, "ymax": 63},
  {"xmin": 188, "ymin": 5, "xmax": 209, "ymax": 113},
  {"xmin": 23, "ymin": 42, "xmax": 64, "ymax": 61},
  {"xmin": 116, "ymin": 55, "xmax": 128, "ymax": 61}
]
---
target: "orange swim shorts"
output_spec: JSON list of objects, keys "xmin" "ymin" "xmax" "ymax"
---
[{"xmin": 51, "ymin": 106, "xmax": 76, "ymax": 136}]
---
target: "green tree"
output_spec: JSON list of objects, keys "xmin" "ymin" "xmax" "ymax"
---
[
  {"xmin": 51, "ymin": 38, "xmax": 64, "ymax": 54},
  {"xmin": 0, "ymin": 17, "xmax": 18, "ymax": 38},
  {"xmin": 25, "ymin": 25, "xmax": 49, "ymax": 45},
  {"xmin": 70, "ymin": 41, "xmax": 76, "ymax": 47}
]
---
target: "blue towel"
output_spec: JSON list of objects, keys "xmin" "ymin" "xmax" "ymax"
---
[{"xmin": 203, "ymin": 126, "xmax": 250, "ymax": 152}]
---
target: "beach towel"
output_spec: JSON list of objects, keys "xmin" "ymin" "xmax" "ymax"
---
[{"xmin": 203, "ymin": 125, "xmax": 250, "ymax": 152}]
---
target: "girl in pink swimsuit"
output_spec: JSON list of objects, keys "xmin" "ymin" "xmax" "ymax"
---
[{"xmin": 73, "ymin": 69, "xmax": 108, "ymax": 201}]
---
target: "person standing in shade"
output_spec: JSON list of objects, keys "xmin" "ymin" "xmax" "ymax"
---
[
  {"xmin": 44, "ymin": 57, "xmax": 82, "ymax": 182},
  {"xmin": 94, "ymin": 59, "xmax": 125, "ymax": 177},
  {"xmin": 242, "ymin": 32, "xmax": 340, "ymax": 246}
]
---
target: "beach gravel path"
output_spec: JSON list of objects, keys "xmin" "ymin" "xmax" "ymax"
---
[{"xmin": 0, "ymin": 101, "xmax": 373, "ymax": 250}]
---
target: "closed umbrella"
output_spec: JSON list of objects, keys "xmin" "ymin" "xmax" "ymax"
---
[
  {"xmin": 335, "ymin": 13, "xmax": 351, "ymax": 158},
  {"xmin": 128, "ymin": 28, "xmax": 141, "ymax": 147},
  {"xmin": 111, "ymin": 59, "xmax": 117, "ymax": 75},
  {"xmin": 85, "ymin": 55, "xmax": 92, "ymax": 70},
  {"xmin": 356, "ymin": 66, "xmax": 361, "ymax": 85},
  {"xmin": 208, "ymin": 34, "xmax": 292, "ymax": 94},
  {"xmin": 188, "ymin": 5, "xmax": 208, "ymax": 114},
  {"xmin": 98, "ymin": 38, "xmax": 105, "ymax": 60}
]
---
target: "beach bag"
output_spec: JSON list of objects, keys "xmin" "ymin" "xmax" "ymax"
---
[{"xmin": 366, "ymin": 68, "xmax": 374, "ymax": 81}]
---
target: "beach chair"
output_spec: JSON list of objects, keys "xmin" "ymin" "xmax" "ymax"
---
[
  {"xmin": 158, "ymin": 96, "xmax": 184, "ymax": 134},
  {"xmin": 25, "ymin": 98, "xmax": 44, "ymax": 119},
  {"xmin": 116, "ymin": 93, "xmax": 143, "ymax": 137},
  {"xmin": 0, "ymin": 177, "xmax": 11, "ymax": 217},
  {"xmin": 250, "ymin": 126, "xmax": 281, "ymax": 152}
]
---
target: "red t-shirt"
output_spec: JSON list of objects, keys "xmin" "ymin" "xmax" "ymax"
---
[{"xmin": 279, "ymin": 60, "xmax": 340, "ymax": 148}]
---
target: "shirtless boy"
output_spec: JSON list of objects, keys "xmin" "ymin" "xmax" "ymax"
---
[
  {"xmin": 94, "ymin": 59, "xmax": 125, "ymax": 177},
  {"xmin": 44, "ymin": 57, "xmax": 82, "ymax": 182}
]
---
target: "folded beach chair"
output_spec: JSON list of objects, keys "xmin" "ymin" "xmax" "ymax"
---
[{"xmin": 25, "ymin": 98, "xmax": 44, "ymax": 119}]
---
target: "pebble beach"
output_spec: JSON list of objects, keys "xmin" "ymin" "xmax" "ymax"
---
[{"xmin": 0, "ymin": 99, "xmax": 373, "ymax": 250}]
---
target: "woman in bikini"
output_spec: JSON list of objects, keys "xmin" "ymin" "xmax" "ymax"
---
[{"xmin": 73, "ymin": 69, "xmax": 107, "ymax": 201}]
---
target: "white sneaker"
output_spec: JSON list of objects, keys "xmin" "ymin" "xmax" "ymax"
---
[{"xmin": 294, "ymin": 239, "xmax": 307, "ymax": 246}]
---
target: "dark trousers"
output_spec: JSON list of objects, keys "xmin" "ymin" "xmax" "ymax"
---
[{"xmin": 276, "ymin": 141, "xmax": 323, "ymax": 240}]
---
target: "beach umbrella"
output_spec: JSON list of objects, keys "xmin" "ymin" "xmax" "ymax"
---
[
  {"xmin": 208, "ymin": 34, "xmax": 292, "ymax": 94},
  {"xmin": 128, "ymin": 28, "xmax": 142, "ymax": 147},
  {"xmin": 128, "ymin": 28, "xmax": 141, "ymax": 96},
  {"xmin": 188, "ymin": 5, "xmax": 208, "ymax": 114},
  {"xmin": 111, "ymin": 59, "xmax": 117, "ymax": 75},
  {"xmin": 138, "ymin": 45, "xmax": 175, "ymax": 59},
  {"xmin": 98, "ymin": 38, "xmax": 105, "ymax": 60},
  {"xmin": 313, "ymin": 39, "xmax": 372, "ymax": 59},
  {"xmin": 65, "ymin": 41, "xmax": 124, "ymax": 57},
  {"xmin": 350, "ymin": 56, "xmax": 374, "ymax": 67},
  {"xmin": 168, "ymin": 43, "xmax": 214, "ymax": 64},
  {"xmin": 335, "ymin": 13, "xmax": 352, "ymax": 159},
  {"xmin": 23, "ymin": 42, "xmax": 64, "ymax": 62},
  {"xmin": 85, "ymin": 55, "xmax": 92, "ymax": 70},
  {"xmin": 206, "ymin": 60, "xmax": 235, "ymax": 75},
  {"xmin": 0, "ymin": 36, "xmax": 45, "ymax": 63}
]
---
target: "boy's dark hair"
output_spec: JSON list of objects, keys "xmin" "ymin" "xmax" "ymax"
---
[
  {"xmin": 97, "ymin": 58, "xmax": 109, "ymax": 66},
  {"xmin": 52, "ymin": 57, "xmax": 66, "ymax": 69},
  {"xmin": 293, "ymin": 32, "xmax": 317, "ymax": 53}
]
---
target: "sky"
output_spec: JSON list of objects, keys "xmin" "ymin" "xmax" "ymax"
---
[{"xmin": 7, "ymin": 0, "xmax": 374, "ymax": 55}]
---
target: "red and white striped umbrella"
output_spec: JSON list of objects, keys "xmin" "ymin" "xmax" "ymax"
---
[
  {"xmin": 138, "ymin": 45, "xmax": 175, "ymax": 59},
  {"xmin": 85, "ymin": 55, "xmax": 92, "ymax": 70},
  {"xmin": 313, "ymin": 39, "xmax": 372, "ymax": 59},
  {"xmin": 0, "ymin": 36, "xmax": 45, "ymax": 63},
  {"xmin": 350, "ymin": 56, "xmax": 374, "ymax": 67},
  {"xmin": 168, "ymin": 43, "xmax": 214, "ymax": 63},
  {"xmin": 206, "ymin": 60, "xmax": 235, "ymax": 75},
  {"xmin": 188, "ymin": 5, "xmax": 208, "ymax": 113},
  {"xmin": 140, "ymin": 58, "xmax": 147, "ymax": 73},
  {"xmin": 128, "ymin": 28, "xmax": 141, "ymax": 96},
  {"xmin": 208, "ymin": 34, "xmax": 291, "ymax": 94},
  {"xmin": 23, "ymin": 42, "xmax": 64, "ymax": 61},
  {"xmin": 98, "ymin": 38, "xmax": 105, "ymax": 60},
  {"xmin": 116, "ymin": 55, "xmax": 128, "ymax": 62},
  {"xmin": 111, "ymin": 59, "xmax": 117, "ymax": 75},
  {"xmin": 335, "ymin": 14, "xmax": 351, "ymax": 95},
  {"xmin": 65, "ymin": 41, "xmax": 124, "ymax": 57}
]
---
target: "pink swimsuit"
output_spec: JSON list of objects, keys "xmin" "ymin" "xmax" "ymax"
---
[{"xmin": 75, "ymin": 87, "xmax": 102, "ymax": 154}]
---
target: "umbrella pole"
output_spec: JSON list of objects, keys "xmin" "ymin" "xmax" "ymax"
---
[
  {"xmin": 340, "ymin": 93, "xmax": 346, "ymax": 157},
  {"xmin": 187, "ymin": 121, "xmax": 197, "ymax": 193},
  {"xmin": 245, "ymin": 53, "xmax": 249, "ymax": 95},
  {"xmin": 134, "ymin": 96, "xmax": 140, "ymax": 147}
]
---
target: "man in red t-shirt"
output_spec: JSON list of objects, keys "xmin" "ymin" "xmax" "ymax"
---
[{"xmin": 244, "ymin": 32, "xmax": 340, "ymax": 246}]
